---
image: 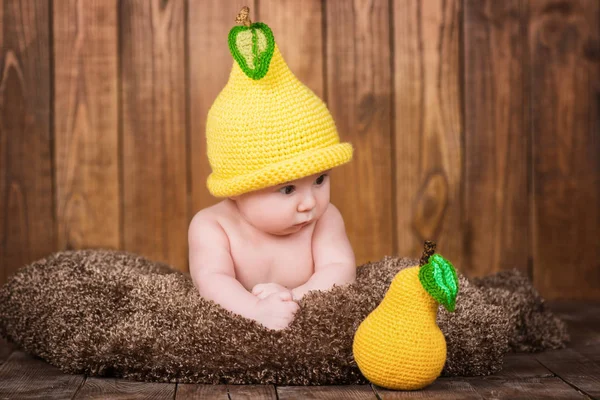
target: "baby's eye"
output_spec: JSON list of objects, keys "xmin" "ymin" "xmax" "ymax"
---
[
  {"xmin": 315, "ymin": 174, "xmax": 328, "ymax": 185},
  {"xmin": 279, "ymin": 185, "xmax": 295, "ymax": 195}
]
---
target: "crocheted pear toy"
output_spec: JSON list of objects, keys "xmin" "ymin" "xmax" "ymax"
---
[
  {"xmin": 353, "ymin": 241, "xmax": 459, "ymax": 390},
  {"xmin": 205, "ymin": 6, "xmax": 353, "ymax": 198}
]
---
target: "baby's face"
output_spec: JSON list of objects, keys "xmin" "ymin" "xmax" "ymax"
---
[{"xmin": 230, "ymin": 170, "xmax": 332, "ymax": 236}]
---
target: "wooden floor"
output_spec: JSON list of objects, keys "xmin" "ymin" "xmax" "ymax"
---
[{"xmin": 1, "ymin": 302, "xmax": 599, "ymax": 399}]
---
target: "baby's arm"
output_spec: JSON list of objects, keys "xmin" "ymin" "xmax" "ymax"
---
[
  {"xmin": 291, "ymin": 205, "xmax": 356, "ymax": 301},
  {"xmin": 189, "ymin": 215, "xmax": 299, "ymax": 330},
  {"xmin": 188, "ymin": 216, "xmax": 259, "ymax": 320}
]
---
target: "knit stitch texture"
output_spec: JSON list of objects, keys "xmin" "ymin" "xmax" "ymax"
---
[
  {"xmin": 206, "ymin": 43, "xmax": 353, "ymax": 197},
  {"xmin": 353, "ymin": 266, "xmax": 446, "ymax": 390}
]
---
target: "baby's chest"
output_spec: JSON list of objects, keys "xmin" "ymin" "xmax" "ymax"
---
[{"xmin": 229, "ymin": 235, "xmax": 315, "ymax": 291}]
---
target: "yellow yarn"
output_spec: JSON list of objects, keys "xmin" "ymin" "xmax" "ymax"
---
[
  {"xmin": 206, "ymin": 41, "xmax": 353, "ymax": 198},
  {"xmin": 352, "ymin": 266, "xmax": 447, "ymax": 390}
]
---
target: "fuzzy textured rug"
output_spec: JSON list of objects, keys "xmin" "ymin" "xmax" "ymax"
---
[{"xmin": 0, "ymin": 249, "xmax": 569, "ymax": 384}]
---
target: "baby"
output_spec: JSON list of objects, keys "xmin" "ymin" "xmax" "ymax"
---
[
  {"xmin": 188, "ymin": 169, "xmax": 356, "ymax": 331},
  {"xmin": 189, "ymin": 10, "xmax": 355, "ymax": 331}
]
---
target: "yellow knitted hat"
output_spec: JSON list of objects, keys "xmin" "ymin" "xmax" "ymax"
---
[{"xmin": 206, "ymin": 7, "xmax": 353, "ymax": 198}]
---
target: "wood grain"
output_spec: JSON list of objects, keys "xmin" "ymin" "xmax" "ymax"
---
[
  {"xmin": 121, "ymin": 0, "xmax": 188, "ymax": 271},
  {"xmin": 188, "ymin": 0, "xmax": 254, "ymax": 221},
  {"xmin": 178, "ymin": 384, "xmax": 277, "ymax": 400},
  {"xmin": 53, "ymin": 0, "xmax": 120, "ymax": 252},
  {"xmin": 548, "ymin": 301, "xmax": 600, "ymax": 362},
  {"xmin": 0, "ymin": 0, "xmax": 55, "ymax": 285},
  {"xmin": 326, "ymin": 0, "xmax": 394, "ymax": 265},
  {"xmin": 0, "ymin": 351, "xmax": 83, "ymax": 399},
  {"xmin": 228, "ymin": 384, "xmax": 277, "ymax": 399},
  {"xmin": 1, "ymin": 0, "xmax": 600, "ymax": 299},
  {"xmin": 529, "ymin": 0, "xmax": 600, "ymax": 300},
  {"xmin": 463, "ymin": 0, "xmax": 530, "ymax": 277},
  {"xmin": 277, "ymin": 385, "xmax": 376, "ymax": 399},
  {"xmin": 176, "ymin": 384, "xmax": 229, "ymax": 399},
  {"xmin": 393, "ymin": 0, "xmax": 464, "ymax": 268},
  {"xmin": 466, "ymin": 376, "xmax": 587, "ymax": 399},
  {"xmin": 74, "ymin": 377, "xmax": 175, "ymax": 399},
  {"xmin": 374, "ymin": 378, "xmax": 481, "ymax": 399},
  {"xmin": 534, "ymin": 348, "xmax": 600, "ymax": 399},
  {"xmin": 492, "ymin": 353, "xmax": 554, "ymax": 379}
]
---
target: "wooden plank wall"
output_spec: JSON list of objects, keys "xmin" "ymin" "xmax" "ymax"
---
[{"xmin": 0, "ymin": 0, "xmax": 598, "ymax": 300}]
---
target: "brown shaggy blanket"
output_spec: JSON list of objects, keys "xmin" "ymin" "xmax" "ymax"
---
[{"xmin": 0, "ymin": 249, "xmax": 568, "ymax": 384}]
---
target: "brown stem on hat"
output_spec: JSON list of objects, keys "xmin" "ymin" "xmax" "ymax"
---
[
  {"xmin": 419, "ymin": 240, "xmax": 437, "ymax": 267},
  {"xmin": 236, "ymin": 6, "xmax": 252, "ymax": 27}
]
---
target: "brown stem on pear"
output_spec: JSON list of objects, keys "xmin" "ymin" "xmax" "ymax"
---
[
  {"xmin": 419, "ymin": 240, "xmax": 437, "ymax": 267},
  {"xmin": 236, "ymin": 6, "xmax": 252, "ymax": 27}
]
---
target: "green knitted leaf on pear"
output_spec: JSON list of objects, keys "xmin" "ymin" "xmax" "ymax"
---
[
  {"xmin": 418, "ymin": 254, "xmax": 459, "ymax": 312},
  {"xmin": 228, "ymin": 22, "xmax": 275, "ymax": 80}
]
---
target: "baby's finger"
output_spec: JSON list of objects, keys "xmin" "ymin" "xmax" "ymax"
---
[
  {"xmin": 252, "ymin": 284, "xmax": 265, "ymax": 295},
  {"xmin": 257, "ymin": 291, "xmax": 270, "ymax": 300},
  {"xmin": 278, "ymin": 291, "xmax": 292, "ymax": 301}
]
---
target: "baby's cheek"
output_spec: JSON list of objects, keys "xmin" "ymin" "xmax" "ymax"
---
[
  {"xmin": 264, "ymin": 206, "xmax": 293, "ymax": 227},
  {"xmin": 262, "ymin": 212, "xmax": 281, "ymax": 224}
]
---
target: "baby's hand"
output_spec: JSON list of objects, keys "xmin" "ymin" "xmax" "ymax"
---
[
  {"xmin": 253, "ymin": 292, "xmax": 299, "ymax": 331},
  {"xmin": 252, "ymin": 282, "xmax": 292, "ymax": 300}
]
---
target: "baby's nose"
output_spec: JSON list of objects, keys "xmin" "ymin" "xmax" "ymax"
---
[{"xmin": 298, "ymin": 193, "xmax": 316, "ymax": 212}]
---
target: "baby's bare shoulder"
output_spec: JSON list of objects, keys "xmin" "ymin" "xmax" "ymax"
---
[
  {"xmin": 188, "ymin": 202, "xmax": 231, "ymax": 243},
  {"xmin": 189, "ymin": 201, "xmax": 230, "ymax": 228},
  {"xmin": 188, "ymin": 202, "xmax": 234, "ymax": 277}
]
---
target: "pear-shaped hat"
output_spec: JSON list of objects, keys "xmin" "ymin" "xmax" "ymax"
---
[{"xmin": 206, "ymin": 6, "xmax": 353, "ymax": 198}]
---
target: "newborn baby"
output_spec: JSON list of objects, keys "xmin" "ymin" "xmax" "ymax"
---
[
  {"xmin": 188, "ymin": 169, "xmax": 356, "ymax": 331},
  {"xmin": 194, "ymin": 8, "xmax": 355, "ymax": 331}
]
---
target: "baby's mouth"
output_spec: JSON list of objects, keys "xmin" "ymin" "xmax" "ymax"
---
[{"xmin": 293, "ymin": 220, "xmax": 312, "ymax": 227}]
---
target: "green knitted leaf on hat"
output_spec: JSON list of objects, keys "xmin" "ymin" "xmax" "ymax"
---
[
  {"xmin": 228, "ymin": 22, "xmax": 275, "ymax": 80},
  {"xmin": 418, "ymin": 253, "xmax": 459, "ymax": 312}
]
